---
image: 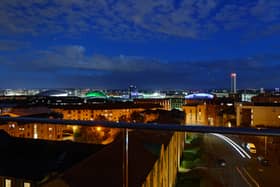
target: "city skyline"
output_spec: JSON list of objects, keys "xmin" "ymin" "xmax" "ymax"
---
[{"xmin": 0, "ymin": 0, "xmax": 280, "ymax": 89}]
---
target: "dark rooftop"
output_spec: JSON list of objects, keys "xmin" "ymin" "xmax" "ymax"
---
[
  {"xmin": 49, "ymin": 130, "xmax": 173, "ymax": 187},
  {"xmin": 0, "ymin": 130, "xmax": 105, "ymax": 182}
]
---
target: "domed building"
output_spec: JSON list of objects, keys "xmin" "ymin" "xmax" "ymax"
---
[
  {"xmin": 185, "ymin": 93, "xmax": 214, "ymax": 100},
  {"xmin": 85, "ymin": 91, "xmax": 107, "ymax": 99}
]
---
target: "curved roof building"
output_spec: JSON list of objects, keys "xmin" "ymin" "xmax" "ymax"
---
[
  {"xmin": 185, "ymin": 93, "xmax": 214, "ymax": 100},
  {"xmin": 37, "ymin": 90, "xmax": 68, "ymax": 97},
  {"xmin": 85, "ymin": 91, "xmax": 107, "ymax": 98}
]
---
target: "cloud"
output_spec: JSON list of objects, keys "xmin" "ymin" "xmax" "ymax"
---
[
  {"xmin": 250, "ymin": 0, "xmax": 280, "ymax": 22},
  {"xmin": 0, "ymin": 40, "xmax": 29, "ymax": 51},
  {"xmin": 0, "ymin": 0, "xmax": 279, "ymax": 40},
  {"xmin": 1, "ymin": 44, "xmax": 280, "ymax": 89},
  {"xmin": 18, "ymin": 45, "xmax": 168, "ymax": 72}
]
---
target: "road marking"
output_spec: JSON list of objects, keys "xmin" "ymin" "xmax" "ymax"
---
[
  {"xmin": 236, "ymin": 167, "xmax": 253, "ymax": 187},
  {"xmin": 242, "ymin": 167, "xmax": 260, "ymax": 187}
]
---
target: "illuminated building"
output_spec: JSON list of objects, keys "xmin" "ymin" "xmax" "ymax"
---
[
  {"xmin": 2, "ymin": 89, "xmax": 40, "ymax": 96},
  {"xmin": 236, "ymin": 104, "xmax": 280, "ymax": 127},
  {"xmin": 185, "ymin": 93, "xmax": 214, "ymax": 100},
  {"xmin": 211, "ymin": 90, "xmax": 230, "ymax": 98},
  {"xmin": 241, "ymin": 93, "xmax": 257, "ymax": 102},
  {"xmin": 138, "ymin": 92, "xmax": 166, "ymax": 99},
  {"xmin": 134, "ymin": 99, "xmax": 171, "ymax": 110},
  {"xmin": 129, "ymin": 85, "xmax": 137, "ymax": 99},
  {"xmin": 182, "ymin": 104, "xmax": 209, "ymax": 125},
  {"xmin": 37, "ymin": 90, "xmax": 68, "ymax": 97},
  {"xmin": 85, "ymin": 91, "xmax": 107, "ymax": 98},
  {"xmin": 0, "ymin": 122, "xmax": 69, "ymax": 141},
  {"xmin": 134, "ymin": 98, "xmax": 184, "ymax": 111},
  {"xmin": 52, "ymin": 103, "xmax": 160, "ymax": 122},
  {"xmin": 182, "ymin": 101, "xmax": 235, "ymax": 126},
  {"xmin": 0, "ymin": 107, "xmax": 69, "ymax": 141}
]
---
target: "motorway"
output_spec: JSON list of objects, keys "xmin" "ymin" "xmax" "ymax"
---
[{"xmin": 200, "ymin": 133, "xmax": 280, "ymax": 187}]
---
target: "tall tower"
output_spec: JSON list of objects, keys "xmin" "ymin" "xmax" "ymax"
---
[
  {"xmin": 230, "ymin": 73, "xmax": 237, "ymax": 93},
  {"xmin": 129, "ymin": 85, "xmax": 137, "ymax": 99}
]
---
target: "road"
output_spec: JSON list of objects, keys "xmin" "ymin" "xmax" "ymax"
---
[{"xmin": 200, "ymin": 133, "xmax": 280, "ymax": 187}]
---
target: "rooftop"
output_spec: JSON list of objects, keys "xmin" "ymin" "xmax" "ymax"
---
[{"xmin": 0, "ymin": 130, "xmax": 105, "ymax": 182}]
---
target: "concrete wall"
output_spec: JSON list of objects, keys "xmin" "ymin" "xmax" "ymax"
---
[{"xmin": 142, "ymin": 132, "xmax": 184, "ymax": 187}]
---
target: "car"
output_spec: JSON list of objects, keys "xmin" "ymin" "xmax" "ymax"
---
[
  {"xmin": 257, "ymin": 156, "xmax": 270, "ymax": 166},
  {"xmin": 217, "ymin": 159, "xmax": 226, "ymax": 167},
  {"xmin": 246, "ymin": 143, "xmax": 257, "ymax": 154},
  {"xmin": 261, "ymin": 159, "xmax": 270, "ymax": 166}
]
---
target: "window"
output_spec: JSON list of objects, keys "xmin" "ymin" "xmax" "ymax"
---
[
  {"xmin": 5, "ymin": 179, "xmax": 11, "ymax": 187},
  {"xmin": 24, "ymin": 182, "xmax": 31, "ymax": 187}
]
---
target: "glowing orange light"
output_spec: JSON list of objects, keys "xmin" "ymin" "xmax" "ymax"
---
[{"xmin": 96, "ymin": 127, "xmax": 102, "ymax": 131}]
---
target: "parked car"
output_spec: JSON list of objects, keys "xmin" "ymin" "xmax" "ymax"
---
[
  {"xmin": 217, "ymin": 159, "xmax": 226, "ymax": 167},
  {"xmin": 246, "ymin": 143, "xmax": 257, "ymax": 154},
  {"xmin": 257, "ymin": 156, "xmax": 270, "ymax": 166}
]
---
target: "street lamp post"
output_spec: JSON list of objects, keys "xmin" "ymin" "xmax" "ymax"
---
[
  {"xmin": 123, "ymin": 128, "xmax": 128, "ymax": 187},
  {"xmin": 264, "ymin": 136, "xmax": 267, "ymax": 157}
]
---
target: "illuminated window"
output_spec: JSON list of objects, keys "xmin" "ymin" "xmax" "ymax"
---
[
  {"xmin": 24, "ymin": 182, "xmax": 31, "ymax": 187},
  {"xmin": 34, "ymin": 124, "xmax": 38, "ymax": 139},
  {"xmin": 5, "ymin": 179, "xmax": 11, "ymax": 187}
]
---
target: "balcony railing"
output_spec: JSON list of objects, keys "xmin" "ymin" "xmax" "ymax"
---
[{"xmin": 0, "ymin": 116, "xmax": 280, "ymax": 187}]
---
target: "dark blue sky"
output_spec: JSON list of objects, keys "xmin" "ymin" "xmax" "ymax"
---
[{"xmin": 0, "ymin": 0, "xmax": 280, "ymax": 89}]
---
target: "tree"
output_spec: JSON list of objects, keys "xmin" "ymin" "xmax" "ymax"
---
[{"xmin": 130, "ymin": 111, "xmax": 145, "ymax": 123}]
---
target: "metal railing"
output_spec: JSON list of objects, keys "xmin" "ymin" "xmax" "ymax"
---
[
  {"xmin": 0, "ymin": 116, "xmax": 280, "ymax": 136},
  {"xmin": 1, "ymin": 116, "xmax": 280, "ymax": 187}
]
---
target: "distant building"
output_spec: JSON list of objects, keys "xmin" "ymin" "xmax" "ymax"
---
[
  {"xmin": 182, "ymin": 99, "xmax": 236, "ymax": 126},
  {"xmin": 185, "ymin": 93, "xmax": 214, "ymax": 100},
  {"xmin": 0, "ymin": 122, "xmax": 68, "ymax": 141},
  {"xmin": 252, "ymin": 94, "xmax": 280, "ymax": 104},
  {"xmin": 3, "ymin": 89, "xmax": 40, "ymax": 96},
  {"xmin": 129, "ymin": 85, "xmax": 138, "ymax": 99},
  {"xmin": 52, "ymin": 103, "xmax": 161, "ymax": 122},
  {"xmin": 182, "ymin": 104, "xmax": 207, "ymax": 125},
  {"xmin": 134, "ymin": 99, "xmax": 171, "ymax": 111},
  {"xmin": 37, "ymin": 90, "xmax": 68, "ymax": 97},
  {"xmin": 1, "ymin": 106, "xmax": 51, "ymax": 117},
  {"xmin": 138, "ymin": 92, "xmax": 166, "ymax": 99},
  {"xmin": 85, "ymin": 91, "xmax": 107, "ymax": 99},
  {"xmin": 212, "ymin": 91, "xmax": 229, "ymax": 98},
  {"xmin": 241, "ymin": 93, "xmax": 257, "ymax": 102},
  {"xmin": 170, "ymin": 98, "xmax": 184, "ymax": 110},
  {"xmin": 182, "ymin": 103, "xmax": 219, "ymax": 125},
  {"xmin": 0, "ymin": 107, "xmax": 68, "ymax": 141},
  {"xmin": 236, "ymin": 104, "xmax": 280, "ymax": 127}
]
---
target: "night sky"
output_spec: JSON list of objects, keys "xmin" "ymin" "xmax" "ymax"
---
[{"xmin": 0, "ymin": 0, "xmax": 280, "ymax": 89}]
